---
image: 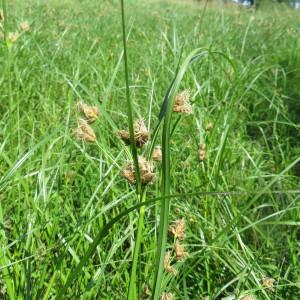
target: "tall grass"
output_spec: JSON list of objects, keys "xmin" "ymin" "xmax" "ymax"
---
[{"xmin": 0, "ymin": 0, "xmax": 300, "ymax": 299}]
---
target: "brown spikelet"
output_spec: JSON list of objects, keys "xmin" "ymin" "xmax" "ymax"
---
[
  {"xmin": 262, "ymin": 277, "xmax": 275, "ymax": 291},
  {"xmin": 205, "ymin": 122, "xmax": 213, "ymax": 132},
  {"xmin": 77, "ymin": 101, "xmax": 100, "ymax": 123},
  {"xmin": 175, "ymin": 241, "xmax": 188, "ymax": 261},
  {"xmin": 152, "ymin": 146, "xmax": 162, "ymax": 162},
  {"xmin": 8, "ymin": 32, "xmax": 19, "ymax": 43},
  {"xmin": 121, "ymin": 156, "xmax": 155, "ymax": 185},
  {"xmin": 163, "ymin": 251, "xmax": 177, "ymax": 275},
  {"xmin": 74, "ymin": 118, "xmax": 96, "ymax": 142},
  {"xmin": 160, "ymin": 292, "xmax": 174, "ymax": 300},
  {"xmin": 168, "ymin": 219, "xmax": 185, "ymax": 240},
  {"xmin": 199, "ymin": 143, "xmax": 206, "ymax": 162},
  {"xmin": 118, "ymin": 119, "xmax": 149, "ymax": 148},
  {"xmin": 173, "ymin": 90, "xmax": 192, "ymax": 114},
  {"xmin": 20, "ymin": 21, "xmax": 30, "ymax": 32},
  {"xmin": 142, "ymin": 284, "xmax": 151, "ymax": 299},
  {"xmin": 240, "ymin": 295, "xmax": 257, "ymax": 300}
]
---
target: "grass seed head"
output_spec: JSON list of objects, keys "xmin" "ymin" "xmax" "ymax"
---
[
  {"xmin": 161, "ymin": 293, "xmax": 174, "ymax": 300},
  {"xmin": 168, "ymin": 219, "xmax": 186, "ymax": 240},
  {"xmin": 121, "ymin": 156, "xmax": 155, "ymax": 185},
  {"xmin": 77, "ymin": 101, "xmax": 100, "ymax": 123},
  {"xmin": 262, "ymin": 277, "xmax": 275, "ymax": 291},
  {"xmin": 8, "ymin": 32, "xmax": 20, "ymax": 43},
  {"xmin": 240, "ymin": 295, "xmax": 257, "ymax": 300},
  {"xmin": 118, "ymin": 118, "xmax": 149, "ymax": 148},
  {"xmin": 142, "ymin": 284, "xmax": 151, "ymax": 298},
  {"xmin": 175, "ymin": 241, "xmax": 188, "ymax": 261},
  {"xmin": 164, "ymin": 251, "xmax": 177, "ymax": 275},
  {"xmin": 74, "ymin": 118, "xmax": 96, "ymax": 142},
  {"xmin": 173, "ymin": 90, "xmax": 192, "ymax": 114},
  {"xmin": 152, "ymin": 146, "xmax": 162, "ymax": 162},
  {"xmin": 199, "ymin": 143, "xmax": 206, "ymax": 162},
  {"xmin": 205, "ymin": 122, "xmax": 213, "ymax": 131},
  {"xmin": 20, "ymin": 21, "xmax": 30, "ymax": 32}
]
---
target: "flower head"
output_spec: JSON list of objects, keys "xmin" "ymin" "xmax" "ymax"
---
[
  {"xmin": 20, "ymin": 21, "xmax": 30, "ymax": 32},
  {"xmin": 8, "ymin": 32, "xmax": 20, "ymax": 43},
  {"xmin": 175, "ymin": 241, "xmax": 188, "ymax": 261},
  {"xmin": 205, "ymin": 122, "xmax": 213, "ymax": 132},
  {"xmin": 77, "ymin": 101, "xmax": 100, "ymax": 123},
  {"xmin": 161, "ymin": 293, "xmax": 174, "ymax": 300},
  {"xmin": 173, "ymin": 90, "xmax": 192, "ymax": 114},
  {"xmin": 262, "ymin": 277, "xmax": 275, "ymax": 291},
  {"xmin": 168, "ymin": 219, "xmax": 185, "ymax": 240},
  {"xmin": 74, "ymin": 118, "xmax": 96, "ymax": 142},
  {"xmin": 119, "ymin": 119, "xmax": 149, "ymax": 148},
  {"xmin": 240, "ymin": 295, "xmax": 256, "ymax": 300},
  {"xmin": 121, "ymin": 156, "xmax": 155, "ymax": 185},
  {"xmin": 164, "ymin": 251, "xmax": 177, "ymax": 275},
  {"xmin": 199, "ymin": 143, "xmax": 206, "ymax": 162},
  {"xmin": 152, "ymin": 146, "xmax": 162, "ymax": 162}
]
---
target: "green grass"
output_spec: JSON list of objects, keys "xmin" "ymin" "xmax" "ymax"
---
[{"xmin": 1, "ymin": 0, "xmax": 300, "ymax": 299}]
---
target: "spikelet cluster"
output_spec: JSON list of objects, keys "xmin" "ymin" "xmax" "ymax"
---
[
  {"xmin": 262, "ymin": 277, "xmax": 275, "ymax": 291},
  {"xmin": 168, "ymin": 219, "xmax": 185, "ymax": 240},
  {"xmin": 119, "ymin": 119, "xmax": 149, "ymax": 148},
  {"xmin": 0, "ymin": 9, "xmax": 4, "ymax": 23},
  {"xmin": 74, "ymin": 118, "xmax": 96, "ymax": 142},
  {"xmin": 163, "ymin": 251, "xmax": 177, "ymax": 275},
  {"xmin": 152, "ymin": 146, "xmax": 162, "ymax": 162},
  {"xmin": 20, "ymin": 21, "xmax": 30, "ymax": 32},
  {"xmin": 173, "ymin": 90, "xmax": 192, "ymax": 114},
  {"xmin": 240, "ymin": 295, "xmax": 257, "ymax": 300},
  {"xmin": 199, "ymin": 143, "xmax": 206, "ymax": 162},
  {"xmin": 77, "ymin": 101, "xmax": 100, "ymax": 123},
  {"xmin": 121, "ymin": 156, "xmax": 155, "ymax": 185},
  {"xmin": 160, "ymin": 292, "xmax": 174, "ymax": 300}
]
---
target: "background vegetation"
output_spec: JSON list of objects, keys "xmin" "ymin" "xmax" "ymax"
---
[{"xmin": 0, "ymin": 0, "xmax": 300, "ymax": 299}]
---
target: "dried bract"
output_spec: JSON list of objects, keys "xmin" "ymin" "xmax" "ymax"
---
[
  {"xmin": 175, "ymin": 241, "xmax": 188, "ymax": 261},
  {"xmin": 74, "ymin": 118, "xmax": 96, "ymax": 142},
  {"xmin": 173, "ymin": 90, "xmax": 192, "ymax": 114},
  {"xmin": 20, "ymin": 21, "xmax": 30, "ymax": 32},
  {"xmin": 119, "ymin": 119, "xmax": 149, "ymax": 148},
  {"xmin": 142, "ymin": 285, "xmax": 151, "ymax": 298},
  {"xmin": 121, "ymin": 156, "xmax": 155, "ymax": 185},
  {"xmin": 168, "ymin": 219, "xmax": 185, "ymax": 240},
  {"xmin": 77, "ymin": 101, "xmax": 100, "ymax": 123},
  {"xmin": 161, "ymin": 293, "xmax": 174, "ymax": 300},
  {"xmin": 164, "ymin": 251, "xmax": 177, "ymax": 275},
  {"xmin": 152, "ymin": 146, "xmax": 162, "ymax": 162}
]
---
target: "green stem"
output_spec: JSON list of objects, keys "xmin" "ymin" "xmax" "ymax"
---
[
  {"xmin": 120, "ymin": 0, "xmax": 141, "ymax": 191},
  {"xmin": 127, "ymin": 192, "xmax": 146, "ymax": 300}
]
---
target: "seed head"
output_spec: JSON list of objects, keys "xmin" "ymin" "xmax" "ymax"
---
[
  {"xmin": 77, "ymin": 101, "xmax": 100, "ymax": 123},
  {"xmin": 205, "ymin": 122, "xmax": 213, "ymax": 132},
  {"xmin": 199, "ymin": 143, "xmax": 206, "ymax": 162},
  {"xmin": 20, "ymin": 21, "xmax": 30, "ymax": 32},
  {"xmin": 262, "ymin": 277, "xmax": 275, "ymax": 291},
  {"xmin": 202, "ymin": 297, "xmax": 210, "ymax": 300},
  {"xmin": 118, "ymin": 119, "xmax": 149, "ymax": 148},
  {"xmin": 8, "ymin": 32, "xmax": 20, "ymax": 43},
  {"xmin": 121, "ymin": 156, "xmax": 155, "ymax": 185},
  {"xmin": 74, "ymin": 118, "xmax": 96, "ymax": 142},
  {"xmin": 142, "ymin": 285, "xmax": 151, "ymax": 298},
  {"xmin": 169, "ymin": 219, "xmax": 185, "ymax": 240},
  {"xmin": 164, "ymin": 251, "xmax": 177, "ymax": 275},
  {"xmin": 173, "ymin": 90, "xmax": 192, "ymax": 114},
  {"xmin": 175, "ymin": 241, "xmax": 188, "ymax": 261},
  {"xmin": 240, "ymin": 295, "xmax": 256, "ymax": 300},
  {"xmin": 152, "ymin": 146, "xmax": 162, "ymax": 162},
  {"xmin": 161, "ymin": 293, "xmax": 174, "ymax": 300}
]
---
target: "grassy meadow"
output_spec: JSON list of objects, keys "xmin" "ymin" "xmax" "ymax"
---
[{"xmin": 1, "ymin": 0, "xmax": 300, "ymax": 299}]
